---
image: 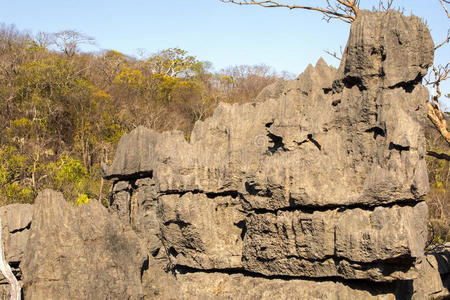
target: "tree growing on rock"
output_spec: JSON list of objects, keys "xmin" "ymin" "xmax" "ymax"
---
[{"xmin": 425, "ymin": 0, "xmax": 450, "ymax": 144}]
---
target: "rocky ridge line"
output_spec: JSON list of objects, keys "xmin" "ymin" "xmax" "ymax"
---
[{"xmin": 0, "ymin": 10, "xmax": 448, "ymax": 300}]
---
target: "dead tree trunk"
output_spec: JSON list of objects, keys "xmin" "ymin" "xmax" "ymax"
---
[{"xmin": 0, "ymin": 218, "xmax": 21, "ymax": 300}]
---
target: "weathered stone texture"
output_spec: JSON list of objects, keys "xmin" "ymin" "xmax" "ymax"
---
[
  {"xmin": 158, "ymin": 192, "xmax": 245, "ymax": 270},
  {"xmin": 410, "ymin": 243, "xmax": 450, "ymax": 299},
  {"xmin": 0, "ymin": 203, "xmax": 32, "ymax": 284},
  {"xmin": 1, "ymin": 9, "xmax": 443, "ymax": 300},
  {"xmin": 0, "ymin": 204, "xmax": 32, "ymax": 265},
  {"xmin": 105, "ymin": 12, "xmax": 433, "ymax": 213},
  {"xmin": 21, "ymin": 189, "xmax": 147, "ymax": 300},
  {"xmin": 243, "ymin": 202, "xmax": 428, "ymax": 281},
  {"xmin": 336, "ymin": 11, "xmax": 434, "ymax": 89},
  {"xmin": 103, "ymin": 10, "xmax": 434, "ymax": 286},
  {"xmin": 164, "ymin": 272, "xmax": 399, "ymax": 300}
]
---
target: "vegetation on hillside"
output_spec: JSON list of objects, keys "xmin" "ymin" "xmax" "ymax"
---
[
  {"xmin": 425, "ymin": 123, "xmax": 450, "ymax": 244},
  {"xmin": 0, "ymin": 24, "xmax": 284, "ymax": 206},
  {"xmin": 1, "ymin": 0, "xmax": 449, "ymax": 243}
]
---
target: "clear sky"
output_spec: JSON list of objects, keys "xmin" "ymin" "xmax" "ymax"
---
[{"xmin": 1, "ymin": 0, "xmax": 449, "ymax": 108}]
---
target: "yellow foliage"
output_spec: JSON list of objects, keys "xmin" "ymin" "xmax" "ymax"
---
[
  {"xmin": 75, "ymin": 193, "xmax": 90, "ymax": 206},
  {"xmin": 114, "ymin": 67, "xmax": 144, "ymax": 89},
  {"xmin": 104, "ymin": 50, "xmax": 125, "ymax": 59},
  {"xmin": 92, "ymin": 89, "xmax": 112, "ymax": 101},
  {"xmin": 221, "ymin": 75, "xmax": 234, "ymax": 84},
  {"xmin": 2, "ymin": 183, "xmax": 34, "ymax": 204},
  {"xmin": 7, "ymin": 118, "xmax": 35, "ymax": 141},
  {"xmin": 25, "ymin": 41, "xmax": 46, "ymax": 53},
  {"xmin": 10, "ymin": 118, "xmax": 33, "ymax": 128},
  {"xmin": 16, "ymin": 57, "xmax": 75, "ymax": 99}
]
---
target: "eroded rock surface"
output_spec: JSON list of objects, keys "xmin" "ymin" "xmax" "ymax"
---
[
  {"xmin": 0, "ymin": 204, "xmax": 33, "ymax": 263},
  {"xmin": 0, "ymin": 203, "xmax": 32, "ymax": 283},
  {"xmin": 409, "ymin": 243, "xmax": 450, "ymax": 299},
  {"xmin": 151, "ymin": 272, "xmax": 399, "ymax": 300},
  {"xmin": 159, "ymin": 192, "xmax": 245, "ymax": 270},
  {"xmin": 104, "ymin": 10, "xmax": 434, "ymax": 289},
  {"xmin": 243, "ymin": 202, "xmax": 428, "ymax": 281},
  {"xmin": 0, "ymin": 9, "xmax": 446, "ymax": 300},
  {"xmin": 21, "ymin": 189, "xmax": 147, "ymax": 300}
]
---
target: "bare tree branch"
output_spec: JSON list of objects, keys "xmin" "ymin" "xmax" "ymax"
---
[
  {"xmin": 435, "ymin": 29, "xmax": 450, "ymax": 50},
  {"xmin": 373, "ymin": 0, "xmax": 405, "ymax": 13},
  {"xmin": 439, "ymin": 0, "xmax": 450, "ymax": 18},
  {"xmin": 52, "ymin": 30, "xmax": 96, "ymax": 58},
  {"xmin": 220, "ymin": 0, "xmax": 360, "ymax": 23},
  {"xmin": 424, "ymin": 0, "xmax": 450, "ymax": 144},
  {"xmin": 323, "ymin": 48, "xmax": 342, "ymax": 61},
  {"xmin": 0, "ymin": 218, "xmax": 21, "ymax": 300},
  {"xmin": 376, "ymin": 0, "xmax": 394, "ymax": 11},
  {"xmin": 425, "ymin": 64, "xmax": 450, "ymax": 145}
]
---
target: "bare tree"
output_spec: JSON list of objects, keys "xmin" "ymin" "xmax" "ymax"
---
[
  {"xmin": 0, "ymin": 218, "xmax": 21, "ymax": 300},
  {"xmin": 52, "ymin": 30, "xmax": 96, "ymax": 58},
  {"xmin": 374, "ymin": 0, "xmax": 394, "ymax": 11},
  {"xmin": 34, "ymin": 31, "xmax": 54, "ymax": 49},
  {"xmin": 426, "ymin": 64, "xmax": 450, "ymax": 145},
  {"xmin": 220, "ymin": 0, "xmax": 360, "ymax": 23},
  {"xmin": 424, "ymin": 0, "xmax": 450, "ymax": 145}
]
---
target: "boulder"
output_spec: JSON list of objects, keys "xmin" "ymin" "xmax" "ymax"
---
[
  {"xmin": 0, "ymin": 204, "xmax": 33, "ymax": 264},
  {"xmin": 21, "ymin": 190, "xmax": 147, "ymax": 300},
  {"xmin": 0, "ymin": 203, "xmax": 33, "ymax": 282},
  {"xmin": 409, "ymin": 243, "xmax": 450, "ymax": 299}
]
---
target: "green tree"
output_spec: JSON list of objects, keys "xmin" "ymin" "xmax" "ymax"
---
[{"xmin": 144, "ymin": 48, "xmax": 206, "ymax": 78}]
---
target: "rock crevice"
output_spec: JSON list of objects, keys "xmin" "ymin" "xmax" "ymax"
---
[
  {"xmin": 0, "ymin": 10, "xmax": 448, "ymax": 300},
  {"xmin": 100, "ymin": 10, "xmax": 441, "ymax": 299}
]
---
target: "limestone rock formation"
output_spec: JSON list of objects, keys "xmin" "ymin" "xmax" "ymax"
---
[
  {"xmin": 1, "ymin": 9, "xmax": 446, "ymax": 300},
  {"xmin": 159, "ymin": 192, "xmax": 245, "ymax": 270},
  {"xmin": 410, "ymin": 243, "xmax": 450, "ymax": 299},
  {"xmin": 336, "ymin": 11, "xmax": 434, "ymax": 89},
  {"xmin": 243, "ymin": 202, "xmax": 428, "ymax": 281},
  {"xmin": 21, "ymin": 189, "xmax": 147, "ymax": 300},
  {"xmin": 0, "ymin": 204, "xmax": 32, "ymax": 283},
  {"xmin": 104, "ymin": 10, "xmax": 434, "ymax": 288},
  {"xmin": 106, "ymin": 13, "xmax": 433, "ymax": 211},
  {"xmin": 159, "ymin": 272, "xmax": 399, "ymax": 300},
  {"xmin": 0, "ymin": 204, "xmax": 32, "ymax": 264}
]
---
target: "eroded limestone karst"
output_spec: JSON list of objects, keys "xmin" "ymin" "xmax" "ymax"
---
[
  {"xmin": 104, "ymin": 10, "xmax": 434, "ymax": 287},
  {"xmin": 1, "ymin": 10, "xmax": 449, "ymax": 300}
]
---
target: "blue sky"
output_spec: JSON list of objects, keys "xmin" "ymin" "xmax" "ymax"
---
[{"xmin": 1, "ymin": 0, "xmax": 449, "ymax": 108}]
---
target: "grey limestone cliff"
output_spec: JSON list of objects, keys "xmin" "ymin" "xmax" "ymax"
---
[
  {"xmin": 104, "ymin": 10, "xmax": 434, "ymax": 286},
  {"xmin": 1, "ymin": 9, "xmax": 448, "ymax": 300}
]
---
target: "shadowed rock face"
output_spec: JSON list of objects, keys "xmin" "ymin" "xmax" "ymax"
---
[
  {"xmin": 20, "ymin": 190, "xmax": 147, "ymax": 300},
  {"xmin": 0, "ymin": 204, "xmax": 33, "ymax": 282},
  {"xmin": 104, "ymin": 10, "xmax": 433, "ymax": 286}
]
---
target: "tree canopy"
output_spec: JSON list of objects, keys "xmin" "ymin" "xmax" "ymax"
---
[{"xmin": 0, "ymin": 24, "xmax": 283, "ymax": 206}]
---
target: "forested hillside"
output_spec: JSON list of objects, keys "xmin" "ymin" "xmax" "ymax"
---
[
  {"xmin": 0, "ymin": 24, "xmax": 285, "ymax": 206},
  {"xmin": 0, "ymin": 22, "xmax": 448, "ymax": 243}
]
